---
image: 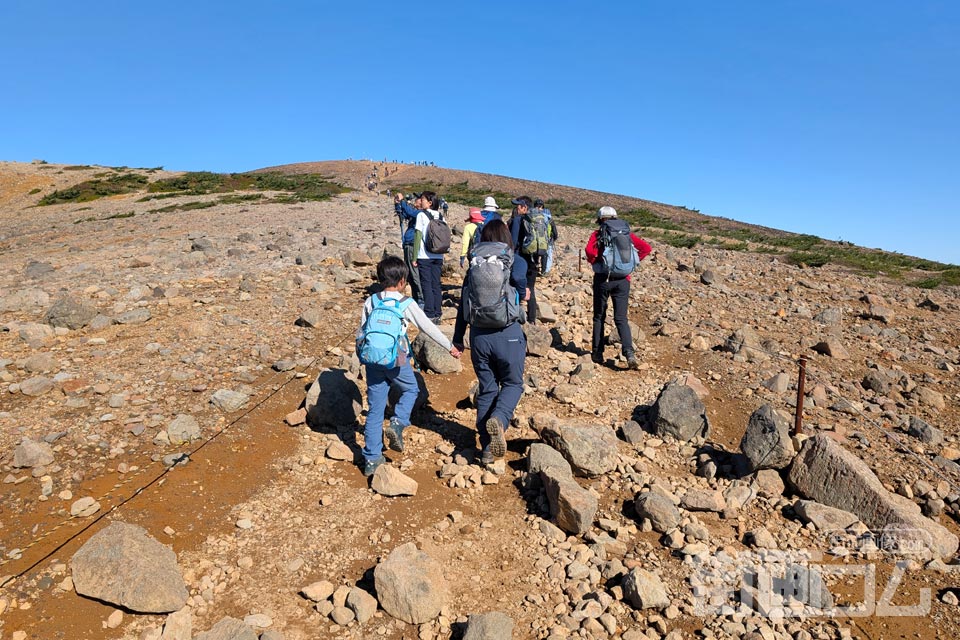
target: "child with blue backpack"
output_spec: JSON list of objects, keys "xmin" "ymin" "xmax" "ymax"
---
[
  {"xmin": 356, "ymin": 256, "xmax": 461, "ymax": 476},
  {"xmin": 584, "ymin": 206, "xmax": 652, "ymax": 370}
]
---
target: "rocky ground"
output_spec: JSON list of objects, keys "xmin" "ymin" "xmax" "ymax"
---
[{"xmin": 1, "ymin": 160, "xmax": 959, "ymax": 640}]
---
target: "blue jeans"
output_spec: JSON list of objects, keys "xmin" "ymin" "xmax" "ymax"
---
[
  {"xmin": 470, "ymin": 322, "xmax": 526, "ymax": 449},
  {"xmin": 418, "ymin": 258, "xmax": 443, "ymax": 319},
  {"xmin": 363, "ymin": 364, "xmax": 418, "ymax": 461}
]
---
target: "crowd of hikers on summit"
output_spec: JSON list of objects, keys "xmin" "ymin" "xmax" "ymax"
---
[{"xmin": 354, "ymin": 191, "xmax": 650, "ymax": 476}]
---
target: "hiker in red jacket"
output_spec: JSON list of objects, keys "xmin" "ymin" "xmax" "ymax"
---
[{"xmin": 584, "ymin": 206, "xmax": 652, "ymax": 369}]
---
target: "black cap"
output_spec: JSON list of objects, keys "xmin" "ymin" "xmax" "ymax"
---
[
  {"xmin": 511, "ymin": 196, "xmax": 532, "ymax": 207},
  {"xmin": 534, "ymin": 198, "xmax": 544, "ymax": 207},
  {"xmin": 410, "ymin": 192, "xmax": 423, "ymax": 198}
]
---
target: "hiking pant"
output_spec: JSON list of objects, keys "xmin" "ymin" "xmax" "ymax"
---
[
  {"xmin": 403, "ymin": 244, "xmax": 424, "ymax": 307},
  {"xmin": 418, "ymin": 258, "xmax": 443, "ymax": 321},
  {"xmin": 592, "ymin": 274, "xmax": 634, "ymax": 358},
  {"xmin": 470, "ymin": 322, "xmax": 526, "ymax": 450},
  {"xmin": 362, "ymin": 363, "xmax": 418, "ymax": 462},
  {"xmin": 524, "ymin": 255, "xmax": 541, "ymax": 323}
]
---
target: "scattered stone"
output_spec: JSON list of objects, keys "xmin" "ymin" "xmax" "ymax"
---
[
  {"xmin": 45, "ymin": 295, "xmax": 97, "ymax": 330},
  {"xmin": 906, "ymin": 416, "xmax": 943, "ymax": 446},
  {"xmin": 70, "ymin": 497, "xmax": 101, "ymax": 517},
  {"xmin": 812, "ymin": 339, "xmax": 849, "ymax": 359},
  {"xmin": 210, "ymin": 389, "xmax": 250, "ymax": 412},
  {"xmin": 541, "ymin": 466, "xmax": 597, "ymax": 535},
  {"xmin": 371, "ymin": 465, "xmax": 418, "ymax": 497},
  {"xmin": 305, "ymin": 370, "xmax": 362, "ymax": 428},
  {"xmin": 681, "ymin": 489, "xmax": 726, "ymax": 513},
  {"xmin": 411, "ymin": 333, "xmax": 462, "ymax": 374},
  {"xmin": 325, "ymin": 441, "xmax": 354, "ymax": 461},
  {"xmin": 622, "ymin": 568, "xmax": 670, "ymax": 610},
  {"xmin": 374, "ymin": 542, "xmax": 448, "ymax": 624},
  {"xmin": 346, "ymin": 587, "xmax": 378, "ymax": 623},
  {"xmin": 634, "ymin": 492, "xmax": 680, "ymax": 533},
  {"xmin": 160, "ymin": 608, "xmax": 192, "ymax": 640},
  {"xmin": 115, "ymin": 308, "xmax": 152, "ymax": 324},
  {"xmin": 740, "ymin": 404, "xmax": 796, "ymax": 471},
  {"xmin": 527, "ymin": 443, "xmax": 573, "ymax": 478},
  {"xmin": 166, "ymin": 414, "xmax": 201, "ymax": 444},
  {"xmin": 194, "ymin": 617, "xmax": 257, "ymax": 640},
  {"xmin": 13, "ymin": 438, "xmax": 54, "ymax": 468},
  {"xmin": 463, "ymin": 611, "xmax": 514, "ymax": 640},
  {"xmin": 19, "ymin": 376, "xmax": 55, "ymax": 397},
  {"xmin": 649, "ymin": 382, "xmax": 709, "ymax": 442},
  {"xmin": 71, "ymin": 522, "xmax": 188, "ymax": 613},
  {"xmin": 301, "ymin": 580, "xmax": 335, "ymax": 602},
  {"xmin": 540, "ymin": 422, "xmax": 619, "ymax": 477}
]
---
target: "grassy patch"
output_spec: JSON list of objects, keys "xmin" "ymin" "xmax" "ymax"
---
[
  {"xmin": 394, "ymin": 181, "xmax": 514, "ymax": 209},
  {"xmin": 28, "ymin": 188, "xmax": 42, "ymax": 195},
  {"xmin": 39, "ymin": 173, "xmax": 149, "ymax": 205},
  {"xmin": 147, "ymin": 171, "xmax": 349, "ymax": 202},
  {"xmin": 74, "ymin": 211, "xmax": 136, "ymax": 224},
  {"xmin": 63, "ymin": 165, "xmax": 92, "ymax": 171}
]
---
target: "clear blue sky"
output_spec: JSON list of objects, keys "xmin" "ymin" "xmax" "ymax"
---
[{"xmin": 3, "ymin": 1, "xmax": 958, "ymax": 264}]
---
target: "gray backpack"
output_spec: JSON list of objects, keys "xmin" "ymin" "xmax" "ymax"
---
[
  {"xmin": 463, "ymin": 242, "xmax": 522, "ymax": 329},
  {"xmin": 425, "ymin": 211, "xmax": 452, "ymax": 254}
]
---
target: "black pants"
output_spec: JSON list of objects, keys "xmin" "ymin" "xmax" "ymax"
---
[
  {"xmin": 592, "ymin": 274, "xmax": 633, "ymax": 358},
  {"xmin": 524, "ymin": 255, "xmax": 540, "ymax": 323}
]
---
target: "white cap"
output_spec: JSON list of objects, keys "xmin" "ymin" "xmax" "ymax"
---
[
  {"xmin": 482, "ymin": 196, "xmax": 499, "ymax": 211},
  {"xmin": 597, "ymin": 206, "xmax": 617, "ymax": 220}
]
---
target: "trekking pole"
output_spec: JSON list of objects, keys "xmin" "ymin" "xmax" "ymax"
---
[
  {"xmin": 578, "ymin": 250, "xmax": 582, "ymax": 273},
  {"xmin": 794, "ymin": 356, "xmax": 807, "ymax": 436}
]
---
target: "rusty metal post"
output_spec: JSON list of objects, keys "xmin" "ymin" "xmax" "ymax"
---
[{"xmin": 794, "ymin": 356, "xmax": 807, "ymax": 436}]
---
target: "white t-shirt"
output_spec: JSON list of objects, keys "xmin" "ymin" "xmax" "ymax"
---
[{"xmin": 415, "ymin": 209, "xmax": 445, "ymax": 261}]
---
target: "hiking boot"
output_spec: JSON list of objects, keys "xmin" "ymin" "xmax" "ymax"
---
[
  {"xmin": 626, "ymin": 355, "xmax": 641, "ymax": 370},
  {"xmin": 480, "ymin": 446, "xmax": 495, "ymax": 466},
  {"xmin": 362, "ymin": 456, "xmax": 386, "ymax": 477},
  {"xmin": 485, "ymin": 416, "xmax": 507, "ymax": 458},
  {"xmin": 591, "ymin": 352, "xmax": 604, "ymax": 366},
  {"xmin": 384, "ymin": 417, "xmax": 405, "ymax": 453}
]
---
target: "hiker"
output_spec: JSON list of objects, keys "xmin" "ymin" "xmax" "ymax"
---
[
  {"xmin": 465, "ymin": 196, "xmax": 503, "ymax": 256},
  {"xmin": 356, "ymin": 256, "xmax": 461, "ymax": 476},
  {"xmin": 508, "ymin": 195, "xmax": 546, "ymax": 324},
  {"xmin": 410, "ymin": 190, "xmax": 448, "ymax": 323},
  {"xmin": 533, "ymin": 198, "xmax": 559, "ymax": 273},
  {"xmin": 394, "ymin": 191, "xmax": 424, "ymax": 308},
  {"xmin": 461, "ymin": 207, "xmax": 483, "ymax": 268},
  {"xmin": 452, "ymin": 219, "xmax": 529, "ymax": 466},
  {"xmin": 584, "ymin": 206, "xmax": 652, "ymax": 369}
]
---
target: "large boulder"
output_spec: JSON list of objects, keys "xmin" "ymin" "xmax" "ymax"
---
[
  {"xmin": 305, "ymin": 369, "xmax": 362, "ymax": 428},
  {"xmin": 787, "ymin": 434, "xmax": 959, "ymax": 558},
  {"xmin": 540, "ymin": 423, "xmax": 619, "ymax": 477},
  {"xmin": 649, "ymin": 382, "xmax": 709, "ymax": 442},
  {"xmin": 410, "ymin": 333, "xmax": 462, "ymax": 374},
  {"xmin": 45, "ymin": 295, "xmax": 97, "ymax": 330},
  {"xmin": 740, "ymin": 404, "xmax": 796, "ymax": 471},
  {"xmin": 71, "ymin": 522, "xmax": 188, "ymax": 613},
  {"xmin": 374, "ymin": 543, "xmax": 448, "ymax": 624},
  {"xmin": 541, "ymin": 466, "xmax": 597, "ymax": 535}
]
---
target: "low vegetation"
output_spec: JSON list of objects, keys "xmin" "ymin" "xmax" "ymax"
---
[
  {"xmin": 146, "ymin": 171, "xmax": 349, "ymax": 202},
  {"xmin": 39, "ymin": 173, "xmax": 149, "ymax": 205},
  {"xmin": 397, "ymin": 181, "xmax": 957, "ymax": 287}
]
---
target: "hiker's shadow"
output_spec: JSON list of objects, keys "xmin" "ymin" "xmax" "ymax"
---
[{"xmin": 548, "ymin": 327, "xmax": 590, "ymax": 357}]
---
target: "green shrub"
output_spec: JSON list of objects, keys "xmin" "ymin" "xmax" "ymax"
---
[
  {"xmin": 148, "ymin": 171, "xmax": 348, "ymax": 202},
  {"xmin": 39, "ymin": 173, "xmax": 149, "ymax": 205}
]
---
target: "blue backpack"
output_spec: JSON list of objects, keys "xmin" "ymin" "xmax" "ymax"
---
[{"xmin": 357, "ymin": 293, "xmax": 413, "ymax": 367}]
